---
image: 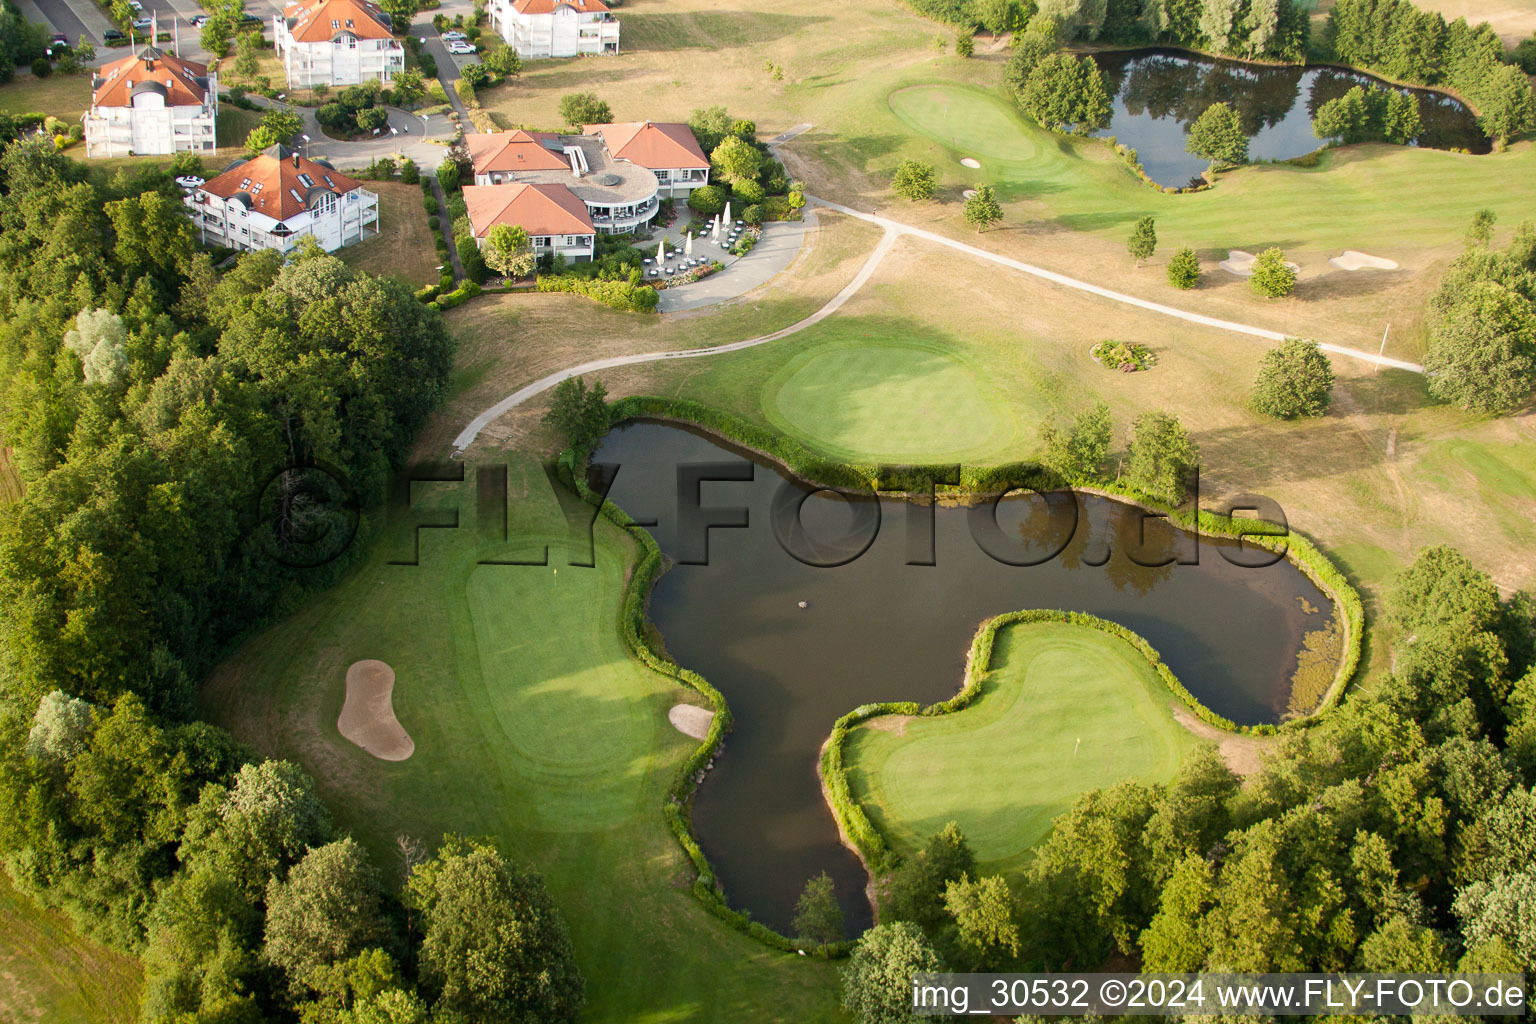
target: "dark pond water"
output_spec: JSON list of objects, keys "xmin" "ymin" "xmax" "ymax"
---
[
  {"xmin": 1091, "ymin": 48, "xmax": 1489, "ymax": 187},
  {"xmin": 593, "ymin": 420, "xmax": 1333, "ymax": 935}
]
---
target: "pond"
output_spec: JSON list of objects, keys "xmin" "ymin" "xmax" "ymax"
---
[
  {"xmin": 1091, "ymin": 48, "xmax": 1489, "ymax": 187},
  {"xmin": 593, "ymin": 420, "xmax": 1337, "ymax": 935}
]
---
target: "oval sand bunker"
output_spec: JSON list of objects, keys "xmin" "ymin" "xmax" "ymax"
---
[
  {"xmin": 339, "ymin": 660, "xmax": 415, "ymax": 761},
  {"xmin": 668, "ymin": 703, "xmax": 715, "ymax": 740},
  {"xmin": 1329, "ymin": 250, "xmax": 1399, "ymax": 271},
  {"xmin": 960, "ymin": 157, "xmax": 981, "ymax": 168}
]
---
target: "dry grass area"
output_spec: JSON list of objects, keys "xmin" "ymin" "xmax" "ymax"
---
[
  {"xmin": 422, "ymin": 210, "xmax": 884, "ymax": 455},
  {"xmin": 337, "ymin": 181, "xmax": 441, "ymax": 287},
  {"xmin": 475, "ymin": 0, "xmax": 937, "ymax": 135}
]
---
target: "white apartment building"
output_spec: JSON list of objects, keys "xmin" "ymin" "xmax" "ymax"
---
[
  {"xmin": 84, "ymin": 47, "xmax": 217, "ymax": 158},
  {"xmin": 273, "ymin": 0, "xmax": 405, "ymax": 88},
  {"xmin": 186, "ymin": 145, "xmax": 380, "ymax": 254},
  {"xmin": 486, "ymin": 0, "xmax": 619, "ymax": 59}
]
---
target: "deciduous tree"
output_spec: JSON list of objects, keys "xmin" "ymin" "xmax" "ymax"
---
[{"xmin": 1249, "ymin": 338, "xmax": 1335, "ymax": 418}]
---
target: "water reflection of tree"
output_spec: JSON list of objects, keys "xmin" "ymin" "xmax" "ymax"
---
[
  {"xmin": 1009, "ymin": 492, "xmax": 1178, "ymax": 596},
  {"xmin": 1116, "ymin": 53, "xmax": 1303, "ymax": 134}
]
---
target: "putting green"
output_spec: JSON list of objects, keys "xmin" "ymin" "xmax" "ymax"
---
[
  {"xmin": 762, "ymin": 339, "xmax": 1011, "ymax": 462},
  {"xmin": 843, "ymin": 621, "xmax": 1203, "ymax": 871},
  {"xmin": 889, "ymin": 84, "xmax": 1046, "ymax": 165}
]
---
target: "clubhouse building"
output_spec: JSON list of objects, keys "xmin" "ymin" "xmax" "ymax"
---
[
  {"xmin": 464, "ymin": 182, "xmax": 596, "ymax": 262},
  {"xmin": 185, "ymin": 144, "xmax": 380, "ymax": 253},
  {"xmin": 84, "ymin": 46, "xmax": 218, "ymax": 158},
  {"xmin": 485, "ymin": 0, "xmax": 620, "ymax": 58},
  {"xmin": 466, "ymin": 129, "xmax": 660, "ymax": 235},
  {"xmin": 582, "ymin": 121, "xmax": 709, "ymax": 200},
  {"xmin": 464, "ymin": 123, "xmax": 709, "ymax": 242},
  {"xmin": 273, "ymin": 0, "xmax": 405, "ymax": 88}
]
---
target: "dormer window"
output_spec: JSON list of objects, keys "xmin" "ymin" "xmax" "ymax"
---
[
  {"xmin": 344, "ymin": 18, "xmax": 353, "ymax": 26},
  {"xmin": 331, "ymin": 18, "xmax": 339, "ymax": 26}
]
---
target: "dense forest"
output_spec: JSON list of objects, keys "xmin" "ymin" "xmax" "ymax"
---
[
  {"xmin": 843, "ymin": 544, "xmax": 1536, "ymax": 1016},
  {"xmin": 1326, "ymin": 0, "xmax": 1536, "ymax": 143},
  {"xmin": 908, "ymin": 0, "xmax": 1309, "ymax": 62},
  {"xmin": 0, "ymin": 135, "xmax": 582, "ymax": 1023}
]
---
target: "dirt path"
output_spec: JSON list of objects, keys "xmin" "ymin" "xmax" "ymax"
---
[{"xmin": 1170, "ymin": 705, "xmax": 1272, "ymax": 777}]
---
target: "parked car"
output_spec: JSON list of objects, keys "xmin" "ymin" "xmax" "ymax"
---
[
  {"xmin": 104, "ymin": 27, "xmax": 126, "ymax": 40},
  {"xmin": 190, "ymin": 13, "xmax": 208, "ymax": 26},
  {"xmin": 49, "ymin": 31, "xmax": 68, "ymax": 48},
  {"xmin": 236, "ymin": 12, "xmax": 262, "ymax": 26},
  {"xmin": 175, "ymin": 175, "xmax": 205, "ymax": 190},
  {"xmin": 446, "ymin": 40, "xmax": 476, "ymax": 54},
  {"xmin": 132, "ymin": 16, "xmax": 153, "ymax": 30},
  {"xmin": 441, "ymin": 30, "xmax": 465, "ymax": 40},
  {"xmin": 127, "ymin": 0, "xmax": 142, "ymax": 11}
]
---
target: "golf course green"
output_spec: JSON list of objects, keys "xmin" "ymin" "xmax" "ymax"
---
[
  {"xmin": 762, "ymin": 338, "xmax": 1012, "ymax": 462},
  {"xmin": 889, "ymin": 84, "xmax": 1048, "ymax": 165},
  {"xmin": 843, "ymin": 620, "xmax": 1204, "ymax": 872}
]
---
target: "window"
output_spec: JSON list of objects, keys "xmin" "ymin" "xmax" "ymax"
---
[
  {"xmin": 345, "ymin": 18, "xmax": 353, "ymax": 26},
  {"xmin": 331, "ymin": 18, "xmax": 339, "ymax": 26}
]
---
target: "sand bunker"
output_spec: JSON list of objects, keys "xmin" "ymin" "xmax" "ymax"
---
[
  {"xmin": 1329, "ymin": 250, "xmax": 1399, "ymax": 271},
  {"xmin": 668, "ymin": 703, "xmax": 715, "ymax": 741},
  {"xmin": 1219, "ymin": 249, "xmax": 1301, "ymax": 277},
  {"xmin": 962, "ymin": 188, "xmax": 978, "ymax": 199},
  {"xmin": 339, "ymin": 660, "xmax": 415, "ymax": 761},
  {"xmin": 960, "ymin": 157, "xmax": 981, "ymax": 168}
]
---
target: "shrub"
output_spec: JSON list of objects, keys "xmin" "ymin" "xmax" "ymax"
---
[
  {"xmin": 1250, "ymin": 338, "xmax": 1335, "ymax": 419},
  {"xmin": 423, "ymin": 193, "xmax": 439, "ymax": 215},
  {"xmin": 686, "ymin": 185, "xmax": 727, "ymax": 217},
  {"xmin": 1166, "ymin": 247, "xmax": 1200, "ymax": 289},
  {"xmin": 436, "ymin": 159, "xmax": 461, "ymax": 192},
  {"xmin": 30, "ymin": 57, "xmax": 51, "ymax": 78},
  {"xmin": 732, "ymin": 179, "xmax": 766, "ymax": 204},
  {"xmin": 457, "ymin": 235, "xmax": 487, "ymax": 284},
  {"xmin": 955, "ymin": 31, "xmax": 974, "ymax": 56},
  {"xmin": 460, "ymin": 62, "xmax": 488, "ymax": 87},
  {"xmin": 742, "ymin": 204, "xmax": 764, "ymax": 225},
  {"xmin": 891, "ymin": 158, "xmax": 936, "ymax": 201},
  {"xmin": 1249, "ymin": 247, "xmax": 1297, "ymax": 298},
  {"xmin": 558, "ymin": 91, "xmax": 612, "ymax": 129},
  {"xmin": 428, "ymin": 215, "xmax": 440, "ymax": 230},
  {"xmin": 356, "ymin": 107, "xmax": 389, "ymax": 133},
  {"xmin": 1091, "ymin": 339, "xmax": 1156, "ymax": 372},
  {"xmin": 399, "ymin": 157, "xmax": 419, "ymax": 184},
  {"xmin": 454, "ymin": 77, "xmax": 476, "ymax": 105}
]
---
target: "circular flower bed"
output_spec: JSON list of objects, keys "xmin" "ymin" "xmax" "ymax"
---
[{"xmin": 1091, "ymin": 339, "xmax": 1156, "ymax": 372}]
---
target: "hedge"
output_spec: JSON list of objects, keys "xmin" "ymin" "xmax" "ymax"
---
[
  {"xmin": 535, "ymin": 271, "xmax": 659, "ymax": 313},
  {"xmin": 566, "ymin": 397, "xmax": 1364, "ymax": 956}
]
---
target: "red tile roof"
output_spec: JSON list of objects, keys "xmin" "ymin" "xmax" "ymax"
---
[
  {"xmin": 282, "ymin": 0, "xmax": 394, "ymax": 43},
  {"xmin": 583, "ymin": 121, "xmax": 708, "ymax": 170},
  {"xmin": 464, "ymin": 183, "xmax": 594, "ymax": 237},
  {"xmin": 510, "ymin": 0, "xmax": 609, "ymax": 13},
  {"xmin": 466, "ymin": 130, "xmax": 570, "ymax": 174},
  {"xmin": 91, "ymin": 47, "xmax": 210, "ymax": 108},
  {"xmin": 198, "ymin": 145, "xmax": 365, "ymax": 221}
]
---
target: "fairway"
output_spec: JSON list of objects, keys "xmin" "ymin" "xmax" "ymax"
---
[
  {"xmin": 0, "ymin": 878, "xmax": 142, "ymax": 1024},
  {"xmin": 889, "ymin": 85, "xmax": 1048, "ymax": 165},
  {"xmin": 763, "ymin": 338, "xmax": 1011, "ymax": 462},
  {"xmin": 201, "ymin": 461, "xmax": 844, "ymax": 1022},
  {"xmin": 844, "ymin": 621, "xmax": 1204, "ymax": 871}
]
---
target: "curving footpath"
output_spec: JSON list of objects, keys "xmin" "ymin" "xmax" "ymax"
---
[
  {"xmin": 450, "ymin": 225, "xmax": 902, "ymax": 452},
  {"xmin": 451, "ymin": 180, "xmax": 1424, "ymax": 452}
]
